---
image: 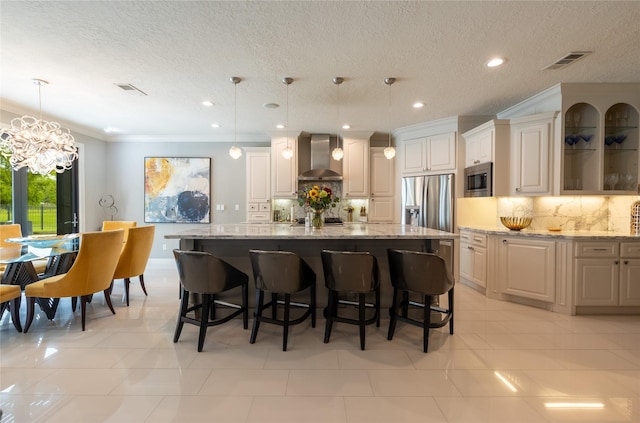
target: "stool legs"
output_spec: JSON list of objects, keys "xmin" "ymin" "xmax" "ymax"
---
[
  {"xmin": 358, "ymin": 293, "xmax": 366, "ymax": 350},
  {"xmin": 250, "ymin": 289, "xmax": 264, "ymax": 344},
  {"xmin": 283, "ymin": 294, "xmax": 291, "ymax": 351},
  {"xmin": 324, "ymin": 289, "xmax": 379, "ymax": 351},
  {"xmin": 423, "ymin": 294, "xmax": 432, "ymax": 353},
  {"xmin": 387, "ymin": 288, "xmax": 398, "ymax": 341}
]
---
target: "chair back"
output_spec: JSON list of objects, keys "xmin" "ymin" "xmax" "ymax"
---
[
  {"xmin": 249, "ymin": 250, "xmax": 316, "ymax": 294},
  {"xmin": 387, "ymin": 249, "xmax": 454, "ymax": 295},
  {"xmin": 102, "ymin": 220, "xmax": 137, "ymax": 243},
  {"xmin": 52, "ymin": 230, "xmax": 124, "ymax": 297},
  {"xmin": 173, "ymin": 250, "xmax": 248, "ymax": 294},
  {"xmin": 112, "ymin": 225, "xmax": 155, "ymax": 279},
  {"xmin": 0, "ymin": 224, "xmax": 24, "ymax": 265},
  {"xmin": 321, "ymin": 250, "xmax": 379, "ymax": 293}
]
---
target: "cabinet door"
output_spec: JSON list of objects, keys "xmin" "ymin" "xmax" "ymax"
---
[
  {"xmin": 343, "ymin": 138, "xmax": 369, "ymax": 197},
  {"xmin": 499, "ymin": 237, "xmax": 556, "ymax": 302},
  {"xmin": 426, "ymin": 132, "xmax": 456, "ymax": 172},
  {"xmin": 368, "ymin": 197, "xmax": 394, "ymax": 222},
  {"xmin": 271, "ymin": 137, "xmax": 297, "ymax": 199},
  {"xmin": 471, "ymin": 247, "xmax": 487, "ymax": 288},
  {"xmin": 466, "ymin": 129, "xmax": 493, "ymax": 167},
  {"xmin": 575, "ymin": 258, "xmax": 619, "ymax": 306},
  {"xmin": 459, "ymin": 241, "xmax": 474, "ymax": 282},
  {"xmin": 619, "ymin": 259, "xmax": 640, "ymax": 306},
  {"xmin": 511, "ymin": 117, "xmax": 553, "ymax": 195},
  {"xmin": 370, "ymin": 147, "xmax": 394, "ymax": 196},
  {"xmin": 246, "ymin": 151, "xmax": 270, "ymax": 203},
  {"xmin": 402, "ymin": 138, "xmax": 426, "ymax": 174}
]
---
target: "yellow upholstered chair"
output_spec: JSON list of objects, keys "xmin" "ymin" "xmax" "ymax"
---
[
  {"xmin": 0, "ymin": 223, "xmax": 48, "ymax": 275},
  {"xmin": 0, "ymin": 284, "xmax": 23, "ymax": 332},
  {"xmin": 102, "ymin": 220, "xmax": 137, "ymax": 243},
  {"xmin": 23, "ymin": 229, "xmax": 124, "ymax": 332},
  {"xmin": 111, "ymin": 225, "xmax": 155, "ymax": 306}
]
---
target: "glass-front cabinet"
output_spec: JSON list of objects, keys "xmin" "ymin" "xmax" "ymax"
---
[{"xmin": 562, "ymin": 101, "xmax": 639, "ymax": 194}]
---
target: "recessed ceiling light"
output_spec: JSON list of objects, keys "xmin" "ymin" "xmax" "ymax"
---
[
  {"xmin": 202, "ymin": 100, "xmax": 214, "ymax": 107},
  {"xmin": 104, "ymin": 127, "xmax": 119, "ymax": 133},
  {"xmin": 342, "ymin": 124, "xmax": 351, "ymax": 130},
  {"xmin": 487, "ymin": 57, "xmax": 506, "ymax": 68},
  {"xmin": 264, "ymin": 103, "xmax": 280, "ymax": 109},
  {"xmin": 211, "ymin": 123, "xmax": 221, "ymax": 128},
  {"xmin": 413, "ymin": 102, "xmax": 425, "ymax": 108},
  {"xmin": 276, "ymin": 124, "xmax": 285, "ymax": 129}
]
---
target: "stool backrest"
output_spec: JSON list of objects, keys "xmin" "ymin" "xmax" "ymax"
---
[
  {"xmin": 387, "ymin": 249, "xmax": 454, "ymax": 295},
  {"xmin": 321, "ymin": 250, "xmax": 379, "ymax": 293},
  {"xmin": 249, "ymin": 250, "xmax": 315, "ymax": 294},
  {"xmin": 173, "ymin": 250, "xmax": 248, "ymax": 294}
]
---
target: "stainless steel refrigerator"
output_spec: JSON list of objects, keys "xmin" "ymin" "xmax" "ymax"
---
[{"xmin": 401, "ymin": 174, "xmax": 454, "ymax": 274}]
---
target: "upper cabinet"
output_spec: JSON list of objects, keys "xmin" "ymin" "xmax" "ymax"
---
[
  {"xmin": 510, "ymin": 112, "xmax": 559, "ymax": 196},
  {"xmin": 462, "ymin": 119, "xmax": 510, "ymax": 196},
  {"xmin": 401, "ymin": 132, "xmax": 456, "ymax": 174},
  {"xmin": 245, "ymin": 147, "xmax": 271, "ymax": 222},
  {"xmin": 271, "ymin": 136, "xmax": 297, "ymax": 199},
  {"xmin": 369, "ymin": 147, "xmax": 395, "ymax": 222},
  {"xmin": 343, "ymin": 136, "xmax": 370, "ymax": 198}
]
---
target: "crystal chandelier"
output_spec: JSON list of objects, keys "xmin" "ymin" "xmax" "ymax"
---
[
  {"xmin": 383, "ymin": 77, "xmax": 396, "ymax": 160},
  {"xmin": 281, "ymin": 77, "xmax": 294, "ymax": 160},
  {"xmin": 228, "ymin": 77, "xmax": 243, "ymax": 159},
  {"xmin": 331, "ymin": 77, "xmax": 344, "ymax": 161},
  {"xmin": 0, "ymin": 79, "xmax": 78, "ymax": 175}
]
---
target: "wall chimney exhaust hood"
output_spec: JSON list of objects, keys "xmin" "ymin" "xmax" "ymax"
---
[{"xmin": 298, "ymin": 134, "xmax": 343, "ymax": 181}]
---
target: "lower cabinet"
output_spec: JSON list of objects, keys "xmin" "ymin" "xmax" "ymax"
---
[
  {"xmin": 459, "ymin": 230, "xmax": 488, "ymax": 289},
  {"xmin": 497, "ymin": 236, "xmax": 556, "ymax": 303}
]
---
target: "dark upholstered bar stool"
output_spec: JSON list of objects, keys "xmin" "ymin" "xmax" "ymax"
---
[
  {"xmin": 249, "ymin": 250, "xmax": 316, "ymax": 351},
  {"xmin": 320, "ymin": 250, "xmax": 380, "ymax": 350},
  {"xmin": 173, "ymin": 250, "xmax": 249, "ymax": 352},
  {"xmin": 387, "ymin": 249, "xmax": 454, "ymax": 353}
]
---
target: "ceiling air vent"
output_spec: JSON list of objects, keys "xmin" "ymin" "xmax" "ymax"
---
[
  {"xmin": 542, "ymin": 51, "xmax": 592, "ymax": 70},
  {"xmin": 114, "ymin": 83, "xmax": 148, "ymax": 96}
]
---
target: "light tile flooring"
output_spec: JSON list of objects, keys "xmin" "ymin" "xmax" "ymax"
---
[{"xmin": 1, "ymin": 259, "xmax": 639, "ymax": 422}]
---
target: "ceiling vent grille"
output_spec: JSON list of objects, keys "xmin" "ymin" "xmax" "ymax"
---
[
  {"xmin": 542, "ymin": 51, "xmax": 592, "ymax": 70},
  {"xmin": 114, "ymin": 83, "xmax": 148, "ymax": 96}
]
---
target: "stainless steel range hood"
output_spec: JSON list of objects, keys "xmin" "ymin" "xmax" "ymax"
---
[{"xmin": 298, "ymin": 134, "xmax": 343, "ymax": 181}]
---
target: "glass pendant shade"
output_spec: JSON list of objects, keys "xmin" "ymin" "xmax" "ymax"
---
[
  {"xmin": 282, "ymin": 145, "xmax": 294, "ymax": 160},
  {"xmin": 383, "ymin": 146, "xmax": 396, "ymax": 159},
  {"xmin": 229, "ymin": 145, "xmax": 242, "ymax": 159},
  {"xmin": 331, "ymin": 147, "xmax": 344, "ymax": 160}
]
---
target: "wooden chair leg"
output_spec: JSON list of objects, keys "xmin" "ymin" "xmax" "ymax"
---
[
  {"xmin": 103, "ymin": 289, "xmax": 116, "ymax": 314},
  {"xmin": 139, "ymin": 274, "xmax": 148, "ymax": 296},
  {"xmin": 10, "ymin": 296, "xmax": 22, "ymax": 332},
  {"xmin": 173, "ymin": 288, "xmax": 189, "ymax": 343},
  {"xmin": 24, "ymin": 297, "xmax": 36, "ymax": 333},
  {"xmin": 242, "ymin": 283, "xmax": 248, "ymax": 330},
  {"xmin": 81, "ymin": 296, "xmax": 88, "ymax": 331},
  {"xmin": 250, "ymin": 289, "xmax": 264, "ymax": 344},
  {"xmin": 271, "ymin": 293, "xmax": 278, "ymax": 319},
  {"xmin": 282, "ymin": 294, "xmax": 291, "ymax": 351},
  {"xmin": 423, "ymin": 294, "xmax": 432, "ymax": 353},
  {"xmin": 359, "ymin": 293, "xmax": 366, "ymax": 350},
  {"xmin": 71, "ymin": 296, "xmax": 78, "ymax": 312},
  {"xmin": 448, "ymin": 288, "xmax": 454, "ymax": 335},
  {"xmin": 197, "ymin": 294, "xmax": 210, "ymax": 352},
  {"xmin": 375, "ymin": 286, "xmax": 381, "ymax": 327},
  {"xmin": 124, "ymin": 278, "xmax": 131, "ymax": 306},
  {"xmin": 310, "ymin": 283, "xmax": 316, "ymax": 328},
  {"xmin": 387, "ymin": 288, "xmax": 398, "ymax": 341},
  {"xmin": 323, "ymin": 289, "xmax": 335, "ymax": 343}
]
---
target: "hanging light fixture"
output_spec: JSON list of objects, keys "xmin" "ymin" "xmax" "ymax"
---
[
  {"xmin": 228, "ymin": 77, "xmax": 243, "ymax": 159},
  {"xmin": 384, "ymin": 77, "xmax": 396, "ymax": 159},
  {"xmin": 0, "ymin": 78, "xmax": 78, "ymax": 175},
  {"xmin": 281, "ymin": 77, "xmax": 294, "ymax": 160},
  {"xmin": 331, "ymin": 77, "xmax": 344, "ymax": 161}
]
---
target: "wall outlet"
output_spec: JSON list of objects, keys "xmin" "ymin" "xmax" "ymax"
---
[
  {"xmin": 235, "ymin": 204, "xmax": 240, "ymax": 211},
  {"xmin": 162, "ymin": 244, "xmax": 167, "ymax": 251}
]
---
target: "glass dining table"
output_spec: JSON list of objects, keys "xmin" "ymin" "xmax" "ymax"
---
[{"xmin": 1, "ymin": 234, "xmax": 80, "ymax": 319}]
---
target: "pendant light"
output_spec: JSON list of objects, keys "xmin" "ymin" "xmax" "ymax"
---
[
  {"xmin": 384, "ymin": 77, "xmax": 396, "ymax": 160},
  {"xmin": 228, "ymin": 77, "xmax": 242, "ymax": 159},
  {"xmin": 331, "ymin": 77, "xmax": 344, "ymax": 161},
  {"xmin": 281, "ymin": 77, "xmax": 294, "ymax": 160}
]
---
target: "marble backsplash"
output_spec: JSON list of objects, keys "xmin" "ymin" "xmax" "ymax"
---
[{"xmin": 497, "ymin": 196, "xmax": 639, "ymax": 232}]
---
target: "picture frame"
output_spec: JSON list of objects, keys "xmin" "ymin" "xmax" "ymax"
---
[{"xmin": 144, "ymin": 157, "xmax": 211, "ymax": 223}]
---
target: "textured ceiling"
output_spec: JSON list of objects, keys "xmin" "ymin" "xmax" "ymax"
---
[{"xmin": 1, "ymin": 1, "xmax": 639, "ymax": 142}]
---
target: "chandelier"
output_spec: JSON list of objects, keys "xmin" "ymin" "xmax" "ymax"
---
[
  {"xmin": 384, "ymin": 77, "xmax": 396, "ymax": 160},
  {"xmin": 228, "ymin": 77, "xmax": 243, "ymax": 159},
  {"xmin": 331, "ymin": 77, "xmax": 344, "ymax": 161},
  {"xmin": 281, "ymin": 77, "xmax": 294, "ymax": 160},
  {"xmin": 0, "ymin": 79, "xmax": 78, "ymax": 175}
]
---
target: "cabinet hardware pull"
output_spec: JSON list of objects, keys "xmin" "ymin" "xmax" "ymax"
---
[
  {"xmin": 467, "ymin": 246, "xmax": 474, "ymax": 250},
  {"xmin": 592, "ymin": 248, "xmax": 608, "ymax": 251},
  {"xmin": 515, "ymin": 188, "xmax": 521, "ymax": 192},
  {"xmin": 614, "ymin": 260, "xmax": 619, "ymax": 265},
  {"xmin": 502, "ymin": 239, "xmax": 507, "ymax": 243},
  {"xmin": 624, "ymin": 261, "xmax": 629, "ymax": 265}
]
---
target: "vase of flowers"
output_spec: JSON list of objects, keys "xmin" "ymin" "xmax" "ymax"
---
[{"xmin": 298, "ymin": 184, "xmax": 340, "ymax": 229}]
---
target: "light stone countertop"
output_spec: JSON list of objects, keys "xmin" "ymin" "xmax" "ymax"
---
[
  {"xmin": 165, "ymin": 223, "xmax": 457, "ymax": 240},
  {"xmin": 459, "ymin": 225, "xmax": 640, "ymax": 240}
]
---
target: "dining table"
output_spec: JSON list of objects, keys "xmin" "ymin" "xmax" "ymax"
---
[{"xmin": 0, "ymin": 234, "xmax": 79, "ymax": 319}]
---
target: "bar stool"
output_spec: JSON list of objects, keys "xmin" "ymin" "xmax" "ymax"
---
[
  {"xmin": 320, "ymin": 250, "xmax": 380, "ymax": 350},
  {"xmin": 249, "ymin": 250, "xmax": 316, "ymax": 351},
  {"xmin": 173, "ymin": 250, "xmax": 249, "ymax": 352},
  {"xmin": 387, "ymin": 249, "xmax": 454, "ymax": 353}
]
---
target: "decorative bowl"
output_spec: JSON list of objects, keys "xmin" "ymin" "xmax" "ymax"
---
[{"xmin": 500, "ymin": 216, "xmax": 532, "ymax": 231}]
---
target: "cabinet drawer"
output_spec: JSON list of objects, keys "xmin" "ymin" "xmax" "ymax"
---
[
  {"xmin": 259, "ymin": 203, "xmax": 271, "ymax": 212},
  {"xmin": 248, "ymin": 203, "xmax": 259, "ymax": 212},
  {"xmin": 575, "ymin": 242, "xmax": 618, "ymax": 257},
  {"xmin": 460, "ymin": 231, "xmax": 472, "ymax": 243},
  {"xmin": 621, "ymin": 242, "xmax": 640, "ymax": 258},
  {"xmin": 470, "ymin": 233, "xmax": 487, "ymax": 248},
  {"xmin": 247, "ymin": 212, "xmax": 269, "ymax": 221}
]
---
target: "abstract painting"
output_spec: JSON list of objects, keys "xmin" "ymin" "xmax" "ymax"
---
[{"xmin": 144, "ymin": 157, "xmax": 211, "ymax": 223}]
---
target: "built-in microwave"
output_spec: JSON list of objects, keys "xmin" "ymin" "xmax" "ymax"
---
[{"xmin": 464, "ymin": 162, "xmax": 493, "ymax": 197}]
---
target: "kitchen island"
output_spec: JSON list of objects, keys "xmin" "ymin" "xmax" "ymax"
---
[{"xmin": 165, "ymin": 223, "xmax": 457, "ymax": 307}]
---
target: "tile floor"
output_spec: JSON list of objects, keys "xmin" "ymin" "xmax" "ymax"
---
[{"xmin": 1, "ymin": 259, "xmax": 639, "ymax": 422}]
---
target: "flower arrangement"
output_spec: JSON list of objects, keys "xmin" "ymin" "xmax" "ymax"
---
[{"xmin": 298, "ymin": 185, "xmax": 340, "ymax": 211}]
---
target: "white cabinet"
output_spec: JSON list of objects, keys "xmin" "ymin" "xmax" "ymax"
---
[
  {"xmin": 245, "ymin": 147, "xmax": 271, "ymax": 222},
  {"xmin": 498, "ymin": 236, "xmax": 556, "ymax": 302},
  {"xmin": 510, "ymin": 112, "xmax": 559, "ymax": 196},
  {"xmin": 343, "ymin": 137, "xmax": 369, "ymax": 198},
  {"xmin": 369, "ymin": 147, "xmax": 394, "ymax": 222},
  {"xmin": 462, "ymin": 119, "xmax": 510, "ymax": 196},
  {"xmin": 459, "ymin": 230, "xmax": 488, "ymax": 289},
  {"xmin": 401, "ymin": 132, "xmax": 456, "ymax": 174},
  {"xmin": 575, "ymin": 241, "xmax": 640, "ymax": 306},
  {"xmin": 271, "ymin": 136, "xmax": 297, "ymax": 199}
]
